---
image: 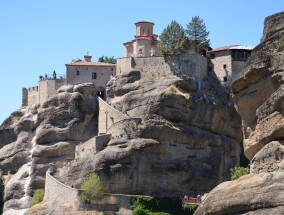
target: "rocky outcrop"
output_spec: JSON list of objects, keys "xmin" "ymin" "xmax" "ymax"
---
[
  {"xmin": 58, "ymin": 56, "xmax": 242, "ymax": 197},
  {"xmin": 195, "ymin": 11, "xmax": 284, "ymax": 215},
  {"xmin": 0, "ymin": 83, "xmax": 98, "ymax": 214},
  {"xmin": 232, "ymin": 11, "xmax": 284, "ymax": 161}
]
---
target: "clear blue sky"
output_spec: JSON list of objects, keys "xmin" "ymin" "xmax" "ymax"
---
[{"xmin": 0, "ymin": 0, "xmax": 283, "ymax": 124}]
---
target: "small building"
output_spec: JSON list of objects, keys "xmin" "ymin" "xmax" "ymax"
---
[
  {"xmin": 66, "ymin": 54, "xmax": 116, "ymax": 99},
  {"xmin": 207, "ymin": 45, "xmax": 253, "ymax": 85},
  {"xmin": 123, "ymin": 21, "xmax": 160, "ymax": 58}
]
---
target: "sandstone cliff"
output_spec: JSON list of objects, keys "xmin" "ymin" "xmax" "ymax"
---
[
  {"xmin": 195, "ymin": 11, "xmax": 284, "ymax": 215},
  {"xmin": 0, "ymin": 83, "xmax": 98, "ymax": 215},
  {"xmin": 58, "ymin": 57, "xmax": 242, "ymax": 198},
  {"xmin": 0, "ymin": 50, "xmax": 243, "ymax": 215}
]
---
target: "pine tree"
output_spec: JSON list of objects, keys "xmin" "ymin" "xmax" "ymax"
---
[
  {"xmin": 158, "ymin": 20, "xmax": 189, "ymax": 56},
  {"xmin": 186, "ymin": 16, "xmax": 210, "ymax": 52},
  {"xmin": 98, "ymin": 56, "xmax": 116, "ymax": 64}
]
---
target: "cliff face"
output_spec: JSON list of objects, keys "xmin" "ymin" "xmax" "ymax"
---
[
  {"xmin": 0, "ymin": 83, "xmax": 98, "ymax": 215},
  {"xmin": 195, "ymin": 11, "xmax": 284, "ymax": 215},
  {"xmin": 0, "ymin": 56, "xmax": 243, "ymax": 214},
  {"xmin": 58, "ymin": 57, "xmax": 242, "ymax": 197},
  {"xmin": 232, "ymin": 12, "xmax": 284, "ymax": 161}
]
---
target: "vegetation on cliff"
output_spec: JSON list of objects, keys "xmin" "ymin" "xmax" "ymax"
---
[
  {"xmin": 230, "ymin": 166, "xmax": 250, "ymax": 180},
  {"xmin": 129, "ymin": 196, "xmax": 197, "ymax": 215},
  {"xmin": 31, "ymin": 189, "xmax": 44, "ymax": 206},
  {"xmin": 80, "ymin": 172, "xmax": 103, "ymax": 203}
]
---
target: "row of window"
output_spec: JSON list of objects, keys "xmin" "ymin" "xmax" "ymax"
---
[
  {"xmin": 210, "ymin": 50, "xmax": 251, "ymax": 61},
  {"xmin": 76, "ymin": 71, "xmax": 97, "ymax": 79}
]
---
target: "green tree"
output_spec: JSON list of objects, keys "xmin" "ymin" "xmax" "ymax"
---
[
  {"xmin": 230, "ymin": 166, "xmax": 250, "ymax": 180},
  {"xmin": 98, "ymin": 56, "xmax": 116, "ymax": 64},
  {"xmin": 185, "ymin": 16, "xmax": 210, "ymax": 52},
  {"xmin": 80, "ymin": 172, "xmax": 103, "ymax": 203},
  {"xmin": 53, "ymin": 70, "xmax": 57, "ymax": 79},
  {"xmin": 157, "ymin": 20, "xmax": 189, "ymax": 56}
]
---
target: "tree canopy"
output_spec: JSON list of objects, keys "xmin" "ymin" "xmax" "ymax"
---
[
  {"xmin": 157, "ymin": 20, "xmax": 189, "ymax": 56},
  {"xmin": 185, "ymin": 16, "xmax": 210, "ymax": 52},
  {"xmin": 98, "ymin": 56, "xmax": 116, "ymax": 64},
  {"xmin": 158, "ymin": 16, "xmax": 210, "ymax": 56}
]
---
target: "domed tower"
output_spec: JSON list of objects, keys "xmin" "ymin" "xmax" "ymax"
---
[
  {"xmin": 135, "ymin": 21, "xmax": 154, "ymax": 36},
  {"xmin": 123, "ymin": 20, "xmax": 160, "ymax": 57}
]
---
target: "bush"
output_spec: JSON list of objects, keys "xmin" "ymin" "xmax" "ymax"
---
[
  {"xmin": 80, "ymin": 172, "xmax": 103, "ymax": 203},
  {"xmin": 182, "ymin": 204, "xmax": 198, "ymax": 214},
  {"xmin": 230, "ymin": 166, "xmax": 250, "ymax": 180},
  {"xmin": 31, "ymin": 189, "xmax": 44, "ymax": 206},
  {"xmin": 129, "ymin": 196, "xmax": 193, "ymax": 215},
  {"xmin": 133, "ymin": 206, "xmax": 149, "ymax": 215}
]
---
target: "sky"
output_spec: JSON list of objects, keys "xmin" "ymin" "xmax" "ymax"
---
[{"xmin": 0, "ymin": 0, "xmax": 283, "ymax": 124}]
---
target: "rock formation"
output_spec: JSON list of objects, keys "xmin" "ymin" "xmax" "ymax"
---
[
  {"xmin": 58, "ymin": 57, "xmax": 242, "ymax": 198},
  {"xmin": 0, "ymin": 83, "xmax": 98, "ymax": 215},
  {"xmin": 195, "ymin": 11, "xmax": 284, "ymax": 215}
]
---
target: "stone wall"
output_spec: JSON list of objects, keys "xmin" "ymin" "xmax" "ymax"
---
[
  {"xmin": 232, "ymin": 60, "xmax": 247, "ymax": 83},
  {"xmin": 116, "ymin": 54, "xmax": 207, "ymax": 80},
  {"xmin": 39, "ymin": 79, "xmax": 66, "ymax": 105},
  {"xmin": 75, "ymin": 134, "xmax": 111, "ymax": 159},
  {"xmin": 44, "ymin": 171, "xmax": 80, "ymax": 209},
  {"xmin": 22, "ymin": 86, "xmax": 39, "ymax": 107},
  {"xmin": 44, "ymin": 171, "xmax": 132, "ymax": 213},
  {"xmin": 107, "ymin": 118, "xmax": 142, "ymax": 139},
  {"xmin": 22, "ymin": 88, "xmax": 28, "ymax": 107},
  {"xmin": 208, "ymin": 50, "xmax": 232, "ymax": 84},
  {"xmin": 66, "ymin": 65, "xmax": 116, "ymax": 91},
  {"xmin": 98, "ymin": 97, "xmax": 128, "ymax": 134}
]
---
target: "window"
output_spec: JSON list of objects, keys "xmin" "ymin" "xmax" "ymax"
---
[
  {"xmin": 232, "ymin": 50, "xmax": 251, "ymax": 61},
  {"xmin": 223, "ymin": 77, "xmax": 227, "ymax": 82},
  {"xmin": 92, "ymin": 72, "xmax": 97, "ymax": 79},
  {"xmin": 210, "ymin": 53, "xmax": 215, "ymax": 59},
  {"xmin": 76, "ymin": 71, "xmax": 80, "ymax": 75},
  {"xmin": 111, "ymin": 68, "xmax": 113, "ymax": 71},
  {"xmin": 223, "ymin": 64, "xmax": 227, "ymax": 69}
]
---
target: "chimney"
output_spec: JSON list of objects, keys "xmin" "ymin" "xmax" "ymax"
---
[{"xmin": 84, "ymin": 54, "xmax": 92, "ymax": 62}]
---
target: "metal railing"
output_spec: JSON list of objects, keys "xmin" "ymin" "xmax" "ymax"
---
[{"xmin": 39, "ymin": 74, "xmax": 66, "ymax": 81}]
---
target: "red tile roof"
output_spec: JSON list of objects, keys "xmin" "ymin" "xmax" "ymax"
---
[
  {"xmin": 135, "ymin": 20, "xmax": 154, "ymax": 25},
  {"xmin": 66, "ymin": 61, "xmax": 115, "ymax": 67}
]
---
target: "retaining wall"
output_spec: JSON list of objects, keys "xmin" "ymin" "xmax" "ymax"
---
[
  {"xmin": 116, "ymin": 54, "xmax": 207, "ymax": 80},
  {"xmin": 43, "ymin": 171, "xmax": 132, "ymax": 213},
  {"xmin": 107, "ymin": 118, "xmax": 142, "ymax": 139},
  {"xmin": 75, "ymin": 134, "xmax": 111, "ymax": 159},
  {"xmin": 44, "ymin": 172, "xmax": 80, "ymax": 209},
  {"xmin": 98, "ymin": 97, "xmax": 128, "ymax": 134}
]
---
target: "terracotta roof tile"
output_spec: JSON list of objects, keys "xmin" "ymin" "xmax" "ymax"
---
[
  {"xmin": 66, "ymin": 61, "xmax": 116, "ymax": 67},
  {"xmin": 135, "ymin": 20, "xmax": 154, "ymax": 25}
]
